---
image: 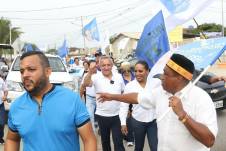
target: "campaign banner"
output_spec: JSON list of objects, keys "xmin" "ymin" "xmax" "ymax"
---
[
  {"xmin": 135, "ymin": 11, "xmax": 170, "ymax": 69},
  {"xmin": 160, "ymin": 0, "xmax": 214, "ymax": 31},
  {"xmin": 176, "ymin": 37, "xmax": 226, "ymax": 69},
  {"xmin": 83, "ymin": 18, "xmax": 100, "ymax": 42}
]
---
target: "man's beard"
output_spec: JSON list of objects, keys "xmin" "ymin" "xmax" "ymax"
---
[{"xmin": 23, "ymin": 76, "xmax": 48, "ymax": 96}]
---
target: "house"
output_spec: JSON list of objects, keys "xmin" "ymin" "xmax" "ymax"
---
[{"xmin": 107, "ymin": 32, "xmax": 141, "ymax": 59}]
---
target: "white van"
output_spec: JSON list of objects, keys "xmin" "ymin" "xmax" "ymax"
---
[{"xmin": 4, "ymin": 54, "xmax": 77, "ymax": 110}]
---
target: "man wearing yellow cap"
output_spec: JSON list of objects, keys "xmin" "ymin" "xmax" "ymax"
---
[{"xmin": 98, "ymin": 53, "xmax": 218, "ymax": 151}]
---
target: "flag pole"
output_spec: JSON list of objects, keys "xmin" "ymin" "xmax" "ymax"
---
[
  {"xmin": 81, "ymin": 16, "xmax": 86, "ymax": 54},
  {"xmin": 193, "ymin": 18, "xmax": 207, "ymax": 39}
]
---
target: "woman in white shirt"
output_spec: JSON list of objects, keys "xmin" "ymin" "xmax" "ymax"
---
[{"xmin": 119, "ymin": 60, "xmax": 157, "ymax": 151}]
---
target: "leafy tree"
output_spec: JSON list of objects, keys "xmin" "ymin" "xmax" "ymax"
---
[
  {"xmin": 187, "ymin": 23, "xmax": 225, "ymax": 36},
  {"xmin": 0, "ymin": 17, "xmax": 23, "ymax": 56},
  {"xmin": 0, "ymin": 17, "xmax": 23, "ymax": 44},
  {"xmin": 198, "ymin": 23, "xmax": 222, "ymax": 32}
]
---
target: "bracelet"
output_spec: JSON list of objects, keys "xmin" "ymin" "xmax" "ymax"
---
[
  {"xmin": 181, "ymin": 114, "xmax": 189, "ymax": 123},
  {"xmin": 178, "ymin": 112, "xmax": 187, "ymax": 121}
]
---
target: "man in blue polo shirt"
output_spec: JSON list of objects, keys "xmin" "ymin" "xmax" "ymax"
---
[{"xmin": 5, "ymin": 51, "xmax": 97, "ymax": 151}]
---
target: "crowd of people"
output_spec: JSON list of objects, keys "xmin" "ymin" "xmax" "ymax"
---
[{"xmin": 0, "ymin": 50, "xmax": 226, "ymax": 151}]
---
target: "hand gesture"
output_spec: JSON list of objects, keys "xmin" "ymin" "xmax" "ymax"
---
[
  {"xmin": 121, "ymin": 125, "xmax": 128, "ymax": 135},
  {"xmin": 168, "ymin": 96, "xmax": 186, "ymax": 119},
  {"xmin": 97, "ymin": 93, "xmax": 112, "ymax": 102}
]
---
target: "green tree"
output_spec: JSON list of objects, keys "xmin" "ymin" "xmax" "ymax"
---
[
  {"xmin": 0, "ymin": 17, "xmax": 23, "ymax": 56},
  {"xmin": 187, "ymin": 23, "xmax": 226, "ymax": 36},
  {"xmin": 0, "ymin": 17, "xmax": 22, "ymax": 44}
]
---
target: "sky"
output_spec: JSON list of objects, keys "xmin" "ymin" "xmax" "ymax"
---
[{"xmin": 0, "ymin": 0, "xmax": 225, "ymax": 50}]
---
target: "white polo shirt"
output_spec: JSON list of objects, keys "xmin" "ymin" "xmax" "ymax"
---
[
  {"xmin": 119, "ymin": 79, "xmax": 156, "ymax": 125},
  {"xmin": 92, "ymin": 72, "xmax": 125, "ymax": 117},
  {"xmin": 138, "ymin": 83, "xmax": 218, "ymax": 151}
]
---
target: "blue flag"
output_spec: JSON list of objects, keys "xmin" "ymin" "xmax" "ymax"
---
[
  {"xmin": 176, "ymin": 37, "xmax": 226, "ymax": 69},
  {"xmin": 83, "ymin": 18, "xmax": 100, "ymax": 41},
  {"xmin": 136, "ymin": 11, "xmax": 170, "ymax": 68},
  {"xmin": 58, "ymin": 39, "xmax": 68, "ymax": 58},
  {"xmin": 24, "ymin": 43, "xmax": 33, "ymax": 52}
]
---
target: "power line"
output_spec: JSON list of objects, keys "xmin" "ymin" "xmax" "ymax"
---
[
  {"xmin": 0, "ymin": 0, "xmax": 110, "ymax": 13},
  {"xmin": 4, "ymin": 0, "xmax": 141, "ymax": 21}
]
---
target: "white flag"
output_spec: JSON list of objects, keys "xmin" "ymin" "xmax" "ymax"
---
[{"xmin": 160, "ymin": 0, "xmax": 215, "ymax": 31}]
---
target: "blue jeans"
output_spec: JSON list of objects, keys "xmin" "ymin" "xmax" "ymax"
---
[
  {"xmin": 96, "ymin": 115, "xmax": 125, "ymax": 151},
  {"xmin": 0, "ymin": 103, "xmax": 5, "ymax": 139},
  {"xmin": 131, "ymin": 117, "xmax": 158, "ymax": 151},
  {"xmin": 86, "ymin": 95, "xmax": 96, "ymax": 132}
]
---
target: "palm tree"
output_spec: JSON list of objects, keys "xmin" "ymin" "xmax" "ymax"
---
[{"xmin": 0, "ymin": 17, "xmax": 23, "ymax": 56}]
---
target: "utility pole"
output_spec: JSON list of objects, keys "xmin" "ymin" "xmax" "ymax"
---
[
  {"xmin": 81, "ymin": 16, "xmax": 86, "ymax": 54},
  {"xmin": 222, "ymin": 0, "xmax": 224, "ymax": 37}
]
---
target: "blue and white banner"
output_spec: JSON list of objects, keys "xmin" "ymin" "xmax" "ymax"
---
[
  {"xmin": 160, "ymin": 0, "xmax": 214, "ymax": 31},
  {"xmin": 83, "ymin": 18, "xmax": 100, "ymax": 42},
  {"xmin": 176, "ymin": 37, "xmax": 226, "ymax": 69},
  {"xmin": 57, "ymin": 39, "xmax": 68, "ymax": 58},
  {"xmin": 135, "ymin": 11, "xmax": 170, "ymax": 69},
  {"xmin": 148, "ymin": 37, "xmax": 226, "ymax": 81}
]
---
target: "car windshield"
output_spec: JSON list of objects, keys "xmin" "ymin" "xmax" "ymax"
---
[{"xmin": 12, "ymin": 56, "xmax": 66, "ymax": 72}]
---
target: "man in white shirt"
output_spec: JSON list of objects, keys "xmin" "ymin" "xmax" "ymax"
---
[
  {"xmin": 83, "ymin": 56, "xmax": 125, "ymax": 151},
  {"xmin": 98, "ymin": 53, "xmax": 218, "ymax": 151}
]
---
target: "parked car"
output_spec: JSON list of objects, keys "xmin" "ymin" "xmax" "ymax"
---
[
  {"xmin": 4, "ymin": 54, "xmax": 77, "ymax": 110},
  {"xmin": 195, "ymin": 71, "xmax": 226, "ymax": 110}
]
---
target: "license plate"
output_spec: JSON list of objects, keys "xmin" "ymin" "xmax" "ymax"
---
[{"xmin": 214, "ymin": 100, "xmax": 223, "ymax": 109}]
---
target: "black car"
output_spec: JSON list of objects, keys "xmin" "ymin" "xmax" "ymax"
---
[{"xmin": 195, "ymin": 72, "xmax": 226, "ymax": 110}]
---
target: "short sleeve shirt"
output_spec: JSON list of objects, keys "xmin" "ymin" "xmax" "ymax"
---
[
  {"xmin": 8, "ymin": 86, "xmax": 90, "ymax": 151},
  {"xmin": 138, "ymin": 83, "xmax": 218, "ymax": 151}
]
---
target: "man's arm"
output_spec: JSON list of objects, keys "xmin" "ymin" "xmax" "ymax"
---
[
  {"xmin": 79, "ymin": 84, "xmax": 85, "ymax": 98},
  {"xmin": 183, "ymin": 115, "xmax": 215, "ymax": 147},
  {"xmin": 98, "ymin": 93, "xmax": 138, "ymax": 104},
  {"xmin": 82, "ymin": 72, "xmax": 93, "ymax": 87},
  {"xmin": 4, "ymin": 129, "xmax": 21, "ymax": 151},
  {"xmin": 82, "ymin": 63, "xmax": 97, "ymax": 88},
  {"xmin": 208, "ymin": 76, "xmax": 226, "ymax": 84},
  {"xmin": 78, "ymin": 122, "xmax": 97, "ymax": 151},
  {"xmin": 169, "ymin": 96, "xmax": 215, "ymax": 147}
]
